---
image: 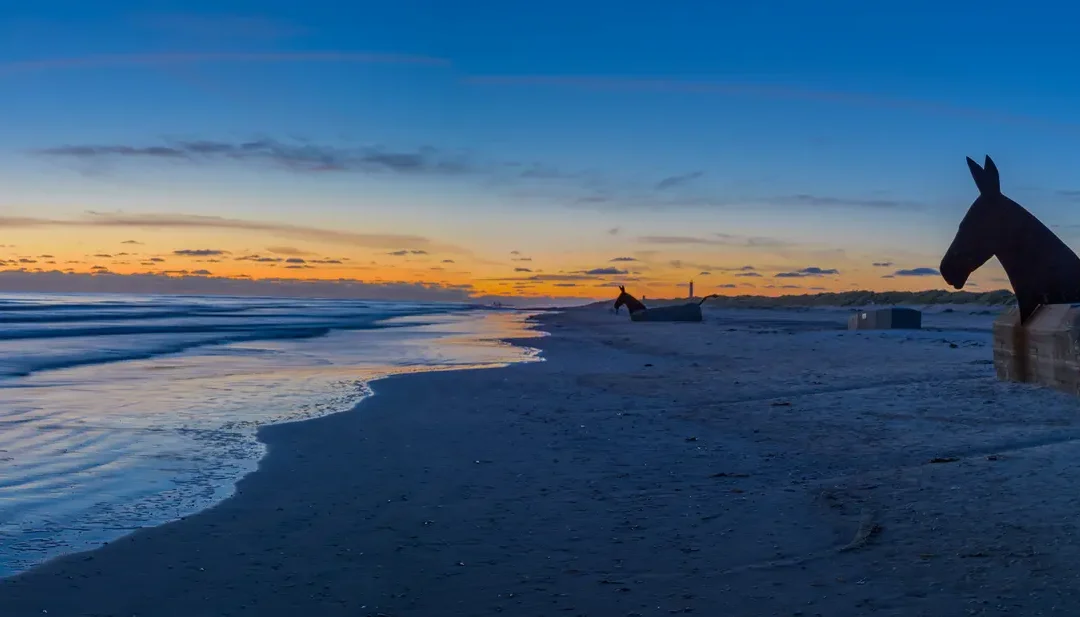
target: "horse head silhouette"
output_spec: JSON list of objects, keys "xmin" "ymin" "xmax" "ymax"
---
[
  {"xmin": 940, "ymin": 155, "xmax": 1080, "ymax": 324},
  {"xmin": 613, "ymin": 285, "xmax": 647, "ymax": 314}
]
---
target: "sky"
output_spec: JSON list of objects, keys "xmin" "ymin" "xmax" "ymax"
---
[{"xmin": 3, "ymin": 0, "xmax": 1080, "ymax": 304}]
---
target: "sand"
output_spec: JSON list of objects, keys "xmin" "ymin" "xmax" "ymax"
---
[{"xmin": 4, "ymin": 305, "xmax": 1080, "ymax": 616}]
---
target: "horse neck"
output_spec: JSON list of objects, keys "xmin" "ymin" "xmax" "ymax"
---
[
  {"xmin": 996, "ymin": 207, "xmax": 1080, "ymax": 312},
  {"xmin": 624, "ymin": 296, "xmax": 646, "ymax": 312}
]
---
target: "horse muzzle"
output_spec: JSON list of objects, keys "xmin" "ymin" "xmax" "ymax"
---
[{"xmin": 939, "ymin": 260, "xmax": 968, "ymax": 290}]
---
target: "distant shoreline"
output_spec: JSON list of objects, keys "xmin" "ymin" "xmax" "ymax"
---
[{"xmin": 576, "ymin": 288, "xmax": 1015, "ymax": 310}]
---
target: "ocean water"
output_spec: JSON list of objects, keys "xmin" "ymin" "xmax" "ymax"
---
[{"xmin": 0, "ymin": 293, "xmax": 543, "ymax": 577}]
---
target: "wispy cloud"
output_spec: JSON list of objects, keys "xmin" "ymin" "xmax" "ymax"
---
[
  {"xmin": 892, "ymin": 267, "xmax": 940, "ymax": 277},
  {"xmin": 266, "ymin": 246, "xmax": 313, "ymax": 256},
  {"xmin": 775, "ymin": 266, "xmax": 840, "ymax": 278},
  {"xmin": 33, "ymin": 139, "xmax": 471, "ymax": 175},
  {"xmin": 174, "ymin": 249, "xmax": 229, "ymax": 257},
  {"xmin": 464, "ymin": 75, "xmax": 1080, "ymax": 134},
  {"xmin": 637, "ymin": 234, "xmax": 793, "ymax": 248},
  {"xmin": 610, "ymin": 256, "xmax": 637, "ymax": 262},
  {"xmin": 775, "ymin": 194, "xmax": 920, "ymax": 210},
  {"xmin": 0, "ymin": 213, "xmax": 466, "ymax": 253},
  {"xmin": 0, "ymin": 270, "xmax": 483, "ymax": 302},
  {"xmin": 872, "ymin": 261, "xmax": 895, "ymax": 267},
  {"xmin": 655, "ymin": 170, "xmax": 704, "ymax": 191},
  {"xmin": 0, "ymin": 51, "xmax": 448, "ymax": 77},
  {"xmin": 580, "ymin": 267, "xmax": 627, "ymax": 275},
  {"xmin": 388, "ymin": 249, "xmax": 429, "ymax": 256},
  {"xmin": 132, "ymin": 14, "xmax": 311, "ymax": 40}
]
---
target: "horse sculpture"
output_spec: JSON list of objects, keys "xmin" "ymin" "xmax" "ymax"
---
[
  {"xmin": 940, "ymin": 155, "xmax": 1080, "ymax": 324},
  {"xmin": 612, "ymin": 285, "xmax": 714, "ymax": 322}
]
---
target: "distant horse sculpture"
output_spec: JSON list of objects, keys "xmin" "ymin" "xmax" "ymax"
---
[
  {"xmin": 940, "ymin": 155, "xmax": 1080, "ymax": 324},
  {"xmin": 612, "ymin": 286, "xmax": 714, "ymax": 322}
]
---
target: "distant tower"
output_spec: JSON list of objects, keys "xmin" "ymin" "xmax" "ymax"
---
[{"xmin": 688, "ymin": 280, "xmax": 694, "ymax": 299}]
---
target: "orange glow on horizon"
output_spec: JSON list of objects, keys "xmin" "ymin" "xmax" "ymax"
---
[{"xmin": 0, "ymin": 227, "xmax": 993, "ymax": 300}]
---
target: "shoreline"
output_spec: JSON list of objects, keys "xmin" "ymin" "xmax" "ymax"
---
[
  {"xmin": 0, "ymin": 311, "xmax": 556, "ymax": 616},
  {"xmin": 7, "ymin": 306, "xmax": 1080, "ymax": 615},
  {"xmin": 0, "ymin": 308, "xmax": 544, "ymax": 581}
]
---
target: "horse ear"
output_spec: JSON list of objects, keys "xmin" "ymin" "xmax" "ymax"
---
[
  {"xmin": 619, "ymin": 285, "xmax": 625, "ymax": 292},
  {"xmin": 966, "ymin": 156, "xmax": 986, "ymax": 193},
  {"xmin": 981, "ymin": 155, "xmax": 1001, "ymax": 194}
]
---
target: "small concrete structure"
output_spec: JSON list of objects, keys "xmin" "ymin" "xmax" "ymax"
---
[
  {"xmin": 629, "ymin": 303, "xmax": 704, "ymax": 322},
  {"xmin": 993, "ymin": 304, "xmax": 1080, "ymax": 395},
  {"xmin": 847, "ymin": 307, "xmax": 922, "ymax": 330}
]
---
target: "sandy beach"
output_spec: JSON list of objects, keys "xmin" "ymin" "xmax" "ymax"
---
[{"xmin": 4, "ymin": 305, "xmax": 1080, "ymax": 616}]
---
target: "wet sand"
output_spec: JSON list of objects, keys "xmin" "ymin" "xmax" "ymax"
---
[{"xmin": 4, "ymin": 306, "xmax": 1080, "ymax": 616}]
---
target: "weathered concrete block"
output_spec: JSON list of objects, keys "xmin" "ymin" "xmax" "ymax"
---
[
  {"xmin": 993, "ymin": 304, "xmax": 1080, "ymax": 395},
  {"xmin": 629, "ymin": 303, "xmax": 703, "ymax": 322},
  {"xmin": 847, "ymin": 307, "xmax": 922, "ymax": 330}
]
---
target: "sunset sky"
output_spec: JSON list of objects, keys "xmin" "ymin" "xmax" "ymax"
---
[{"xmin": 3, "ymin": 1, "xmax": 1080, "ymax": 304}]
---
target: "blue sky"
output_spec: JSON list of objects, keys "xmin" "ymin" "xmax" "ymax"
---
[{"xmin": 1, "ymin": 0, "xmax": 1079, "ymax": 300}]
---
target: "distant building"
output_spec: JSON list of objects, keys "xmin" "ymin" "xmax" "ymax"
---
[
  {"xmin": 688, "ymin": 280, "xmax": 694, "ymax": 299},
  {"xmin": 848, "ymin": 307, "xmax": 922, "ymax": 330}
]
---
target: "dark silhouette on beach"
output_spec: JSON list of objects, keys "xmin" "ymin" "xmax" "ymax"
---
[
  {"xmin": 940, "ymin": 155, "xmax": 1080, "ymax": 324},
  {"xmin": 613, "ymin": 285, "xmax": 648, "ymax": 315}
]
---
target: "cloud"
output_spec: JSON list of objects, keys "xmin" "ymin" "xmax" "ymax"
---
[
  {"xmin": 0, "ymin": 51, "xmax": 448, "ymax": 77},
  {"xmin": 266, "ymin": 246, "xmax": 313, "ymax": 256},
  {"xmin": 464, "ymin": 75, "xmax": 1080, "ymax": 134},
  {"xmin": 174, "ymin": 249, "xmax": 228, "ymax": 257},
  {"xmin": 34, "ymin": 138, "xmax": 473, "ymax": 176},
  {"xmin": 387, "ymin": 249, "xmax": 430, "ymax": 256},
  {"xmin": 0, "ymin": 270, "xmax": 490, "ymax": 302},
  {"xmin": 121, "ymin": 239, "xmax": 143, "ymax": 245},
  {"xmin": 285, "ymin": 258, "xmax": 306, "ymax": 264},
  {"xmin": 774, "ymin": 267, "xmax": 840, "ymax": 278},
  {"xmin": 511, "ymin": 256, "xmax": 532, "ymax": 262},
  {"xmin": 442, "ymin": 259, "xmax": 455, "ymax": 263},
  {"xmin": 735, "ymin": 272, "xmax": 762, "ymax": 278},
  {"xmin": 1056, "ymin": 190, "xmax": 1080, "ymax": 203},
  {"xmin": 775, "ymin": 194, "xmax": 919, "ymax": 210},
  {"xmin": 132, "ymin": 14, "xmax": 311, "ymax": 40},
  {"xmin": 580, "ymin": 267, "xmax": 627, "ymax": 275},
  {"xmin": 575, "ymin": 195, "xmax": 611, "ymax": 204},
  {"xmin": 893, "ymin": 267, "xmax": 940, "ymax": 276},
  {"xmin": 236, "ymin": 255, "xmax": 282, "ymax": 263},
  {"xmin": 510, "ymin": 250, "xmax": 520, "ymax": 255},
  {"xmin": 637, "ymin": 234, "xmax": 793, "ymax": 248},
  {"xmin": 719, "ymin": 283, "xmax": 737, "ymax": 288},
  {"xmin": 655, "ymin": 170, "xmax": 704, "ymax": 191},
  {"xmin": 607, "ymin": 227, "xmax": 621, "ymax": 236},
  {"xmin": 638, "ymin": 235, "xmax": 717, "ymax": 245},
  {"xmin": 872, "ymin": 261, "xmax": 895, "ymax": 267},
  {"xmin": 0, "ymin": 213, "xmax": 464, "ymax": 253},
  {"xmin": 610, "ymin": 256, "xmax": 637, "ymax": 262},
  {"xmin": 514, "ymin": 267, "xmax": 533, "ymax": 272},
  {"xmin": 699, "ymin": 271, "xmax": 711, "ymax": 275}
]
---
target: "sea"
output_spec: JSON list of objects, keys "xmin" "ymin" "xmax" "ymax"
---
[{"xmin": 0, "ymin": 292, "xmax": 543, "ymax": 577}]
